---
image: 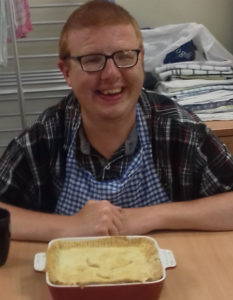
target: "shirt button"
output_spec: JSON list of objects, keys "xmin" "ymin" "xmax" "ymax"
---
[{"xmin": 105, "ymin": 164, "xmax": 111, "ymax": 170}]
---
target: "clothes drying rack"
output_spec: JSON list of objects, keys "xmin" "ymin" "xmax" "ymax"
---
[{"xmin": 0, "ymin": 1, "xmax": 82, "ymax": 154}]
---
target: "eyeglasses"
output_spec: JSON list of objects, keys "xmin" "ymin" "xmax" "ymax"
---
[{"xmin": 62, "ymin": 49, "xmax": 141, "ymax": 72}]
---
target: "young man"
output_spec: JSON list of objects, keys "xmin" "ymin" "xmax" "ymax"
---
[{"xmin": 0, "ymin": 0, "xmax": 233, "ymax": 241}]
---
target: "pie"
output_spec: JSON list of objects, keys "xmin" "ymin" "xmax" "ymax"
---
[{"xmin": 45, "ymin": 236, "xmax": 163, "ymax": 286}]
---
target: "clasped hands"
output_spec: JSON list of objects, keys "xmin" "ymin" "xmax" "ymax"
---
[{"xmin": 67, "ymin": 199, "xmax": 152, "ymax": 237}]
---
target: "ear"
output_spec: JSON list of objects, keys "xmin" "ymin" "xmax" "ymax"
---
[{"xmin": 58, "ymin": 59, "xmax": 72, "ymax": 87}]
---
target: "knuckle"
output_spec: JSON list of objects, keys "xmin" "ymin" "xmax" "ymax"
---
[
  {"xmin": 100, "ymin": 214, "xmax": 109, "ymax": 224},
  {"xmin": 95, "ymin": 224, "xmax": 108, "ymax": 235},
  {"xmin": 102, "ymin": 206, "xmax": 110, "ymax": 214},
  {"xmin": 100, "ymin": 200, "xmax": 110, "ymax": 206}
]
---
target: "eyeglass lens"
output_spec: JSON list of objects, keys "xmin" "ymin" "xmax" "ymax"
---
[{"xmin": 81, "ymin": 50, "xmax": 139, "ymax": 71}]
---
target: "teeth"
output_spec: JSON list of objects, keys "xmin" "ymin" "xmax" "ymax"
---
[{"xmin": 101, "ymin": 88, "xmax": 122, "ymax": 95}]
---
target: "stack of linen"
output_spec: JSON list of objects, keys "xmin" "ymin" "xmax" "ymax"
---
[{"xmin": 153, "ymin": 60, "xmax": 233, "ymax": 120}]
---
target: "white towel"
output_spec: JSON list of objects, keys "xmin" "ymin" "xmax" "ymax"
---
[{"xmin": 156, "ymin": 78, "xmax": 233, "ymax": 93}]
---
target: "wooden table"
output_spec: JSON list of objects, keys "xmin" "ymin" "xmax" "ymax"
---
[
  {"xmin": 205, "ymin": 120, "xmax": 233, "ymax": 155},
  {"xmin": 1, "ymin": 231, "xmax": 233, "ymax": 300}
]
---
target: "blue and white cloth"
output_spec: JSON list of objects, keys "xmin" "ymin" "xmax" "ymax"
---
[
  {"xmin": 153, "ymin": 60, "xmax": 233, "ymax": 120},
  {"xmin": 55, "ymin": 104, "xmax": 170, "ymax": 215}
]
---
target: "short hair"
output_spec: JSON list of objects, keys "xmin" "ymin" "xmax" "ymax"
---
[{"xmin": 59, "ymin": 0, "xmax": 142, "ymax": 59}]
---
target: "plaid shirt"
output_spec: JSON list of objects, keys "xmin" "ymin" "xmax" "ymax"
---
[
  {"xmin": 75, "ymin": 122, "xmax": 139, "ymax": 181},
  {"xmin": 0, "ymin": 90, "xmax": 233, "ymax": 212}
]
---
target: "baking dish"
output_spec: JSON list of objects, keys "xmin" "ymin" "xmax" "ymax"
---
[{"xmin": 34, "ymin": 236, "xmax": 176, "ymax": 300}]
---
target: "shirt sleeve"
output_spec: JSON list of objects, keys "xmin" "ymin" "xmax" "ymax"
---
[
  {"xmin": 197, "ymin": 124, "xmax": 233, "ymax": 196},
  {"xmin": 0, "ymin": 125, "xmax": 57, "ymax": 212}
]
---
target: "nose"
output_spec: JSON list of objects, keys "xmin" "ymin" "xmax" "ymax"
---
[{"xmin": 100, "ymin": 57, "xmax": 121, "ymax": 80}]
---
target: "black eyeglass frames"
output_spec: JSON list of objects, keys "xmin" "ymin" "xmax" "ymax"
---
[{"xmin": 62, "ymin": 49, "xmax": 141, "ymax": 72}]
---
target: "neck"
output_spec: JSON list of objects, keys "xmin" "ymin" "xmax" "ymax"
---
[{"xmin": 82, "ymin": 113, "xmax": 136, "ymax": 160}]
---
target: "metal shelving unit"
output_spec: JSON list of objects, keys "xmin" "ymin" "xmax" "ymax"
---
[{"xmin": 0, "ymin": 1, "xmax": 83, "ymax": 154}]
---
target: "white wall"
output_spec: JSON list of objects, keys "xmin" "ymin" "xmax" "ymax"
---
[
  {"xmin": 116, "ymin": 0, "xmax": 233, "ymax": 54},
  {"xmin": 0, "ymin": 0, "xmax": 232, "ymax": 155}
]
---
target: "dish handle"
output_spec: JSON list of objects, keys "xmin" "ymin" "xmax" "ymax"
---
[
  {"xmin": 34, "ymin": 252, "xmax": 46, "ymax": 272},
  {"xmin": 159, "ymin": 249, "xmax": 176, "ymax": 269}
]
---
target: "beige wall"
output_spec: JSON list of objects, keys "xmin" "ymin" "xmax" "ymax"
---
[
  {"xmin": 116, "ymin": 0, "xmax": 233, "ymax": 54},
  {"xmin": 0, "ymin": 0, "xmax": 232, "ymax": 154}
]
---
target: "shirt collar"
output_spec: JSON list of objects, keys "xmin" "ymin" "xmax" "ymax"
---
[{"xmin": 78, "ymin": 122, "xmax": 138, "ymax": 156}]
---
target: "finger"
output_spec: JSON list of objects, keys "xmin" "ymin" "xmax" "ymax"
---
[
  {"xmin": 108, "ymin": 202, "xmax": 123, "ymax": 218},
  {"xmin": 96, "ymin": 201, "xmax": 123, "ymax": 235},
  {"xmin": 99, "ymin": 200, "xmax": 122, "ymax": 221},
  {"xmin": 111, "ymin": 212, "xmax": 123, "ymax": 234},
  {"xmin": 111, "ymin": 208, "xmax": 125, "ymax": 235},
  {"xmin": 108, "ymin": 222, "xmax": 121, "ymax": 236},
  {"xmin": 99, "ymin": 210, "xmax": 121, "ymax": 236}
]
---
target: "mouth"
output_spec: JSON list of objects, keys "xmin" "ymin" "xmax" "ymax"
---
[{"xmin": 97, "ymin": 88, "xmax": 123, "ymax": 96}]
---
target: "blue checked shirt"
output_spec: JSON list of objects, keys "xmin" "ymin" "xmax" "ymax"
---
[
  {"xmin": 0, "ymin": 90, "xmax": 233, "ymax": 212},
  {"xmin": 55, "ymin": 103, "xmax": 170, "ymax": 215}
]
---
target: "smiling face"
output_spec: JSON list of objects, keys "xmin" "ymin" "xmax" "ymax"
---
[{"xmin": 58, "ymin": 24, "xmax": 144, "ymax": 126}]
